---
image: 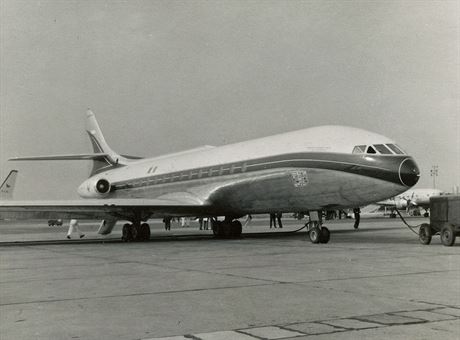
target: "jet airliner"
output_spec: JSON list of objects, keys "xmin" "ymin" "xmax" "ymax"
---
[{"xmin": 0, "ymin": 110, "xmax": 420, "ymax": 243}]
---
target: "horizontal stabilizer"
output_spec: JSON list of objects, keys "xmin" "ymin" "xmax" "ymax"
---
[
  {"xmin": 120, "ymin": 154, "xmax": 144, "ymax": 160},
  {"xmin": 9, "ymin": 153, "xmax": 110, "ymax": 161}
]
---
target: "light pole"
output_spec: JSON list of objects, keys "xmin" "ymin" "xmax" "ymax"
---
[{"xmin": 430, "ymin": 165, "xmax": 438, "ymax": 189}]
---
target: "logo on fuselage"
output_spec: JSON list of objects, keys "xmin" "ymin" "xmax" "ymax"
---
[{"xmin": 291, "ymin": 170, "xmax": 308, "ymax": 187}]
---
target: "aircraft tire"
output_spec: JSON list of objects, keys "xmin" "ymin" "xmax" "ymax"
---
[
  {"xmin": 319, "ymin": 227, "xmax": 330, "ymax": 244},
  {"xmin": 212, "ymin": 221, "xmax": 220, "ymax": 236},
  {"xmin": 309, "ymin": 227, "xmax": 321, "ymax": 244},
  {"xmin": 222, "ymin": 223, "xmax": 232, "ymax": 238},
  {"xmin": 139, "ymin": 223, "xmax": 150, "ymax": 241},
  {"xmin": 231, "ymin": 220, "xmax": 242, "ymax": 238},
  {"xmin": 440, "ymin": 224, "xmax": 456, "ymax": 247},
  {"xmin": 130, "ymin": 225, "xmax": 138, "ymax": 241},
  {"xmin": 418, "ymin": 223, "xmax": 432, "ymax": 245},
  {"xmin": 423, "ymin": 212, "xmax": 429, "ymax": 218},
  {"xmin": 213, "ymin": 221, "xmax": 226, "ymax": 238},
  {"xmin": 122, "ymin": 223, "xmax": 132, "ymax": 242}
]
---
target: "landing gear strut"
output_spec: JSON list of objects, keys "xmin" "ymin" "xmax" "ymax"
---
[
  {"xmin": 305, "ymin": 211, "xmax": 330, "ymax": 244},
  {"xmin": 212, "ymin": 217, "xmax": 242, "ymax": 239},
  {"xmin": 122, "ymin": 222, "xmax": 151, "ymax": 242}
]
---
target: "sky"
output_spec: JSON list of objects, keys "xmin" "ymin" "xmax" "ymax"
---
[{"xmin": 0, "ymin": 0, "xmax": 459, "ymax": 200}]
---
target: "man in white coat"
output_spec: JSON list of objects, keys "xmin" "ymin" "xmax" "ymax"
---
[{"xmin": 66, "ymin": 219, "xmax": 85, "ymax": 239}]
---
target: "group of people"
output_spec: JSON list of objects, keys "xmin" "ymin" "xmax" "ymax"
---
[{"xmin": 269, "ymin": 213, "xmax": 283, "ymax": 228}]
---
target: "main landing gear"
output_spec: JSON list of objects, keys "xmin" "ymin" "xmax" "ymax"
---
[
  {"xmin": 122, "ymin": 222, "xmax": 151, "ymax": 242},
  {"xmin": 212, "ymin": 217, "xmax": 242, "ymax": 239}
]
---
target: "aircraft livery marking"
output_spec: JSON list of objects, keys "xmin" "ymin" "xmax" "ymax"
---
[{"xmin": 110, "ymin": 152, "xmax": 412, "ymax": 192}]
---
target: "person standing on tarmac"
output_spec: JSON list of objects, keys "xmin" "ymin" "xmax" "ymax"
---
[
  {"xmin": 163, "ymin": 217, "xmax": 171, "ymax": 230},
  {"xmin": 180, "ymin": 217, "xmax": 189, "ymax": 228},
  {"xmin": 276, "ymin": 212, "xmax": 283, "ymax": 228},
  {"xmin": 353, "ymin": 208, "xmax": 361, "ymax": 229},
  {"xmin": 66, "ymin": 219, "xmax": 85, "ymax": 239},
  {"xmin": 270, "ymin": 213, "xmax": 277, "ymax": 228}
]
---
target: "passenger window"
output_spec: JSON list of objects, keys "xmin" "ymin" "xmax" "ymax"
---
[
  {"xmin": 386, "ymin": 144, "xmax": 404, "ymax": 154},
  {"xmin": 366, "ymin": 146, "xmax": 377, "ymax": 154},
  {"xmin": 352, "ymin": 145, "xmax": 366, "ymax": 154},
  {"xmin": 373, "ymin": 144, "xmax": 392, "ymax": 154}
]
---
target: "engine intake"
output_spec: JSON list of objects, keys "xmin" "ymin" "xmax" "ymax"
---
[{"xmin": 95, "ymin": 179, "xmax": 111, "ymax": 194}]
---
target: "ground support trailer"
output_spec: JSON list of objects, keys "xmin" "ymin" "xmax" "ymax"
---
[{"xmin": 419, "ymin": 195, "xmax": 460, "ymax": 246}]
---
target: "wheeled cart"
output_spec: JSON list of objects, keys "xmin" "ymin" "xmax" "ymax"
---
[{"xmin": 419, "ymin": 195, "xmax": 460, "ymax": 246}]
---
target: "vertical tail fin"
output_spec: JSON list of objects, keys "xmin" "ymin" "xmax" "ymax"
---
[
  {"xmin": 86, "ymin": 110, "xmax": 127, "ymax": 175},
  {"xmin": 8, "ymin": 111, "xmax": 142, "ymax": 177},
  {"xmin": 0, "ymin": 170, "xmax": 18, "ymax": 200}
]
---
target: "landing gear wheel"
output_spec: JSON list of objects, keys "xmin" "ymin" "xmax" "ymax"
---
[
  {"xmin": 222, "ymin": 223, "xmax": 233, "ymax": 238},
  {"xmin": 122, "ymin": 223, "xmax": 135, "ymax": 242},
  {"xmin": 440, "ymin": 224, "xmax": 456, "ymax": 246},
  {"xmin": 309, "ymin": 227, "xmax": 321, "ymax": 244},
  {"xmin": 319, "ymin": 227, "xmax": 330, "ymax": 244},
  {"xmin": 138, "ymin": 223, "xmax": 151, "ymax": 241},
  {"xmin": 213, "ymin": 221, "xmax": 227, "ymax": 238},
  {"xmin": 423, "ymin": 212, "xmax": 429, "ymax": 218},
  {"xmin": 231, "ymin": 220, "xmax": 242, "ymax": 238},
  {"xmin": 419, "ymin": 223, "xmax": 432, "ymax": 245},
  {"xmin": 390, "ymin": 213, "xmax": 397, "ymax": 218},
  {"xmin": 212, "ymin": 221, "xmax": 220, "ymax": 236}
]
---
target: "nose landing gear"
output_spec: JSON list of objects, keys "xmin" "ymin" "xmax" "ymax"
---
[{"xmin": 305, "ymin": 211, "xmax": 330, "ymax": 244}]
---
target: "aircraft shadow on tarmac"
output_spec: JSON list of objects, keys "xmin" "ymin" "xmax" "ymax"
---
[{"xmin": 2, "ymin": 226, "xmax": 453, "ymax": 246}]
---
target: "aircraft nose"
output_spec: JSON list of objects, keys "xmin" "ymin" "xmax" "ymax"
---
[{"xmin": 399, "ymin": 158, "xmax": 420, "ymax": 187}]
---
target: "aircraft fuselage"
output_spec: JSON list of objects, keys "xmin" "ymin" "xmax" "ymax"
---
[{"xmin": 78, "ymin": 125, "xmax": 420, "ymax": 216}]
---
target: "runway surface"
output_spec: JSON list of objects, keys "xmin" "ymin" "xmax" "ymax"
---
[{"xmin": 0, "ymin": 217, "xmax": 459, "ymax": 339}]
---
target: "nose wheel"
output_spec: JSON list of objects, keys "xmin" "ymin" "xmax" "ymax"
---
[{"xmin": 306, "ymin": 222, "xmax": 330, "ymax": 244}]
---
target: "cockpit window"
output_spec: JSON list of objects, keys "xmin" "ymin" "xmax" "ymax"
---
[
  {"xmin": 386, "ymin": 144, "xmax": 404, "ymax": 154},
  {"xmin": 352, "ymin": 145, "xmax": 367, "ymax": 154},
  {"xmin": 373, "ymin": 144, "xmax": 392, "ymax": 154},
  {"xmin": 366, "ymin": 146, "xmax": 376, "ymax": 154}
]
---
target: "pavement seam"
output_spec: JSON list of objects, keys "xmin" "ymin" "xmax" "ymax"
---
[{"xmin": 0, "ymin": 281, "xmax": 276, "ymax": 307}]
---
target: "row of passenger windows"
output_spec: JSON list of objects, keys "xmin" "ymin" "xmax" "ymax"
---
[
  {"xmin": 117, "ymin": 163, "xmax": 248, "ymax": 189},
  {"xmin": 352, "ymin": 144, "xmax": 405, "ymax": 155}
]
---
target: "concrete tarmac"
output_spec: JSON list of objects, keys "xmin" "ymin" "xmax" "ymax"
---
[{"xmin": 0, "ymin": 217, "xmax": 459, "ymax": 340}]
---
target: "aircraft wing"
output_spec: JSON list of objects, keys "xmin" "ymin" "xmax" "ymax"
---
[
  {"xmin": 0, "ymin": 196, "xmax": 211, "ymax": 221},
  {"xmin": 375, "ymin": 199, "xmax": 396, "ymax": 207},
  {"xmin": 0, "ymin": 169, "xmax": 292, "ymax": 222}
]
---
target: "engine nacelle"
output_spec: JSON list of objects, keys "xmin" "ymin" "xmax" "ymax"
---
[
  {"xmin": 78, "ymin": 178, "xmax": 111, "ymax": 198},
  {"xmin": 395, "ymin": 198, "xmax": 408, "ymax": 210}
]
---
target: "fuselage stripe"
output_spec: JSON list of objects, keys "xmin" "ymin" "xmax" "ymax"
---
[{"xmin": 109, "ymin": 153, "xmax": 406, "ymax": 191}]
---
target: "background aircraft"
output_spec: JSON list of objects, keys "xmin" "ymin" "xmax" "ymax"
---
[
  {"xmin": 0, "ymin": 110, "xmax": 420, "ymax": 244},
  {"xmin": 0, "ymin": 170, "xmax": 18, "ymax": 200},
  {"xmin": 376, "ymin": 188, "xmax": 444, "ymax": 217}
]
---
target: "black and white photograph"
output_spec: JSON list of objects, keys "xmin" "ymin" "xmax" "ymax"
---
[{"xmin": 0, "ymin": 1, "xmax": 459, "ymax": 339}]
